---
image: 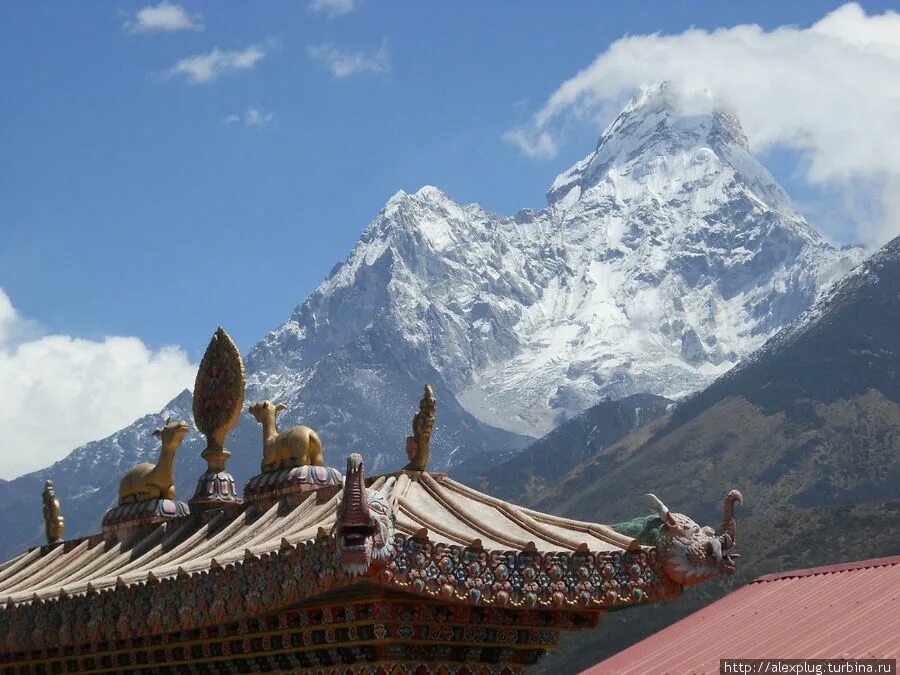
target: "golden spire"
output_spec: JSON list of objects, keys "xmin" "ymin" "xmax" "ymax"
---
[
  {"xmin": 42, "ymin": 480, "xmax": 64, "ymax": 545},
  {"xmin": 404, "ymin": 384, "xmax": 436, "ymax": 471}
]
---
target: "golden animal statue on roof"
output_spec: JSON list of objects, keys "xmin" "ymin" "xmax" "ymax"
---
[
  {"xmin": 249, "ymin": 400, "xmax": 325, "ymax": 472},
  {"xmin": 404, "ymin": 384, "xmax": 436, "ymax": 471},
  {"xmin": 117, "ymin": 417, "xmax": 189, "ymax": 504},
  {"xmin": 42, "ymin": 480, "xmax": 64, "ymax": 545}
]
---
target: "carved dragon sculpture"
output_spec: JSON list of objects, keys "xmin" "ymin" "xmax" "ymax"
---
[
  {"xmin": 118, "ymin": 418, "xmax": 189, "ymax": 504},
  {"xmin": 42, "ymin": 480, "xmax": 64, "ymax": 545},
  {"xmin": 404, "ymin": 384, "xmax": 436, "ymax": 471},
  {"xmin": 249, "ymin": 400, "xmax": 325, "ymax": 472},
  {"xmin": 646, "ymin": 489, "xmax": 743, "ymax": 585},
  {"xmin": 335, "ymin": 453, "xmax": 397, "ymax": 575}
]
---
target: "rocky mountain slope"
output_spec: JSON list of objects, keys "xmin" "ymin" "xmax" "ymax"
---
[
  {"xmin": 530, "ymin": 235, "xmax": 900, "ymax": 672},
  {"xmin": 458, "ymin": 393, "xmax": 672, "ymax": 501},
  {"xmin": 459, "ymin": 83, "xmax": 862, "ymax": 434},
  {"xmin": 0, "ymin": 84, "xmax": 862, "ymax": 560}
]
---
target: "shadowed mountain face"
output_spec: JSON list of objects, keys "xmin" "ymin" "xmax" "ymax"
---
[
  {"xmin": 0, "ymin": 85, "xmax": 861, "ymax": 561},
  {"xmin": 528, "ymin": 236, "xmax": 900, "ymax": 672},
  {"xmin": 458, "ymin": 393, "xmax": 673, "ymax": 503}
]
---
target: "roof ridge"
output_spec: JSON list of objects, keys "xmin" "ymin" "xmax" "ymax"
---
[{"xmin": 754, "ymin": 554, "xmax": 900, "ymax": 583}]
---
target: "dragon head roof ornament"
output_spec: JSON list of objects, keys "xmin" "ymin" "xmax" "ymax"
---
[
  {"xmin": 646, "ymin": 489, "xmax": 743, "ymax": 585},
  {"xmin": 334, "ymin": 384, "xmax": 434, "ymax": 574},
  {"xmin": 335, "ymin": 453, "xmax": 398, "ymax": 576}
]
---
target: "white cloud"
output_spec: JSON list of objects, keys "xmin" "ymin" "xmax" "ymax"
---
[
  {"xmin": 223, "ymin": 107, "xmax": 275, "ymax": 127},
  {"xmin": 501, "ymin": 127, "xmax": 558, "ymax": 160},
  {"xmin": 0, "ymin": 289, "xmax": 196, "ymax": 479},
  {"xmin": 308, "ymin": 0, "xmax": 358, "ymax": 18},
  {"xmin": 306, "ymin": 38, "xmax": 389, "ymax": 78},
  {"xmin": 505, "ymin": 3, "xmax": 900, "ymax": 245},
  {"xmin": 245, "ymin": 107, "xmax": 275, "ymax": 126},
  {"xmin": 167, "ymin": 44, "xmax": 266, "ymax": 83},
  {"xmin": 124, "ymin": 2, "xmax": 203, "ymax": 33}
]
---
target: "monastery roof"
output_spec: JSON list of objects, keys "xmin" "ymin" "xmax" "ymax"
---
[
  {"xmin": 0, "ymin": 466, "xmax": 687, "ymax": 662},
  {"xmin": 0, "ymin": 329, "xmax": 740, "ymax": 670},
  {"xmin": 0, "ymin": 471, "xmax": 639, "ymax": 604},
  {"xmin": 586, "ymin": 555, "xmax": 900, "ymax": 674}
]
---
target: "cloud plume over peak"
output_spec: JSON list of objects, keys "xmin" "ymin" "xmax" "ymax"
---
[{"xmin": 505, "ymin": 3, "xmax": 900, "ymax": 245}]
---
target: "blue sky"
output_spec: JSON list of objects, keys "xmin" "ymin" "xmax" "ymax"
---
[
  {"xmin": 2, "ymin": 1, "xmax": 899, "ymax": 477},
  {"xmin": 4, "ymin": 0, "xmax": 893, "ymax": 355}
]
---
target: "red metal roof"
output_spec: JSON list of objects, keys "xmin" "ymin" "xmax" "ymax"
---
[{"xmin": 586, "ymin": 555, "xmax": 900, "ymax": 674}]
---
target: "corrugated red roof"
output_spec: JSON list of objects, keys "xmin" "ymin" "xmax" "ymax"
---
[{"xmin": 586, "ymin": 555, "xmax": 900, "ymax": 674}]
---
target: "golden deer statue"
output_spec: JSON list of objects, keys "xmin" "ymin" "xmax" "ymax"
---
[
  {"xmin": 248, "ymin": 400, "xmax": 324, "ymax": 472},
  {"xmin": 118, "ymin": 417, "xmax": 190, "ymax": 504}
]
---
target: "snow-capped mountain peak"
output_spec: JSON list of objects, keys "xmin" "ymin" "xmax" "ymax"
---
[
  {"xmin": 0, "ymin": 86, "xmax": 865, "ymax": 558},
  {"xmin": 245, "ymin": 86, "xmax": 862, "ymax": 440},
  {"xmin": 548, "ymin": 82, "xmax": 792, "ymax": 216}
]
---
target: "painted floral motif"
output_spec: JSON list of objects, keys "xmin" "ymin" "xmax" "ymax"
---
[
  {"xmin": 389, "ymin": 535, "xmax": 672, "ymax": 610},
  {"xmin": 6, "ymin": 597, "xmax": 566, "ymax": 672},
  {"xmin": 192, "ymin": 469, "xmax": 239, "ymax": 504},
  {"xmin": 101, "ymin": 498, "xmax": 189, "ymax": 534},
  {"xmin": 244, "ymin": 465, "xmax": 343, "ymax": 503}
]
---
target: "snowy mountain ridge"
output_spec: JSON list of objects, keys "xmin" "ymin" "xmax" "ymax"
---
[
  {"xmin": 0, "ymin": 83, "xmax": 864, "ymax": 557},
  {"xmin": 250, "ymin": 82, "xmax": 860, "ymax": 436}
]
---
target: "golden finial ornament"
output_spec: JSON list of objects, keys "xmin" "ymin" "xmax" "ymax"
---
[
  {"xmin": 404, "ymin": 384, "xmax": 436, "ymax": 471},
  {"xmin": 191, "ymin": 327, "xmax": 245, "ymax": 505},
  {"xmin": 42, "ymin": 480, "xmax": 64, "ymax": 545}
]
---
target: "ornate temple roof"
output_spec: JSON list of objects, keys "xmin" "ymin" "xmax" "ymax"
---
[
  {"xmin": 0, "ymin": 467, "xmax": 688, "ymax": 670},
  {"xmin": 0, "ymin": 471, "xmax": 646, "ymax": 606}
]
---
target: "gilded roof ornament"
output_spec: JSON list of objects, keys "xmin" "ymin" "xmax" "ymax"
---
[
  {"xmin": 193, "ymin": 327, "xmax": 245, "ymax": 466},
  {"xmin": 336, "ymin": 453, "xmax": 398, "ymax": 576},
  {"xmin": 41, "ymin": 480, "xmax": 64, "ymax": 546},
  {"xmin": 191, "ymin": 327, "xmax": 244, "ymax": 506},
  {"xmin": 404, "ymin": 384, "xmax": 436, "ymax": 471},
  {"xmin": 248, "ymin": 400, "xmax": 325, "ymax": 472},
  {"xmin": 117, "ymin": 417, "xmax": 189, "ymax": 505}
]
